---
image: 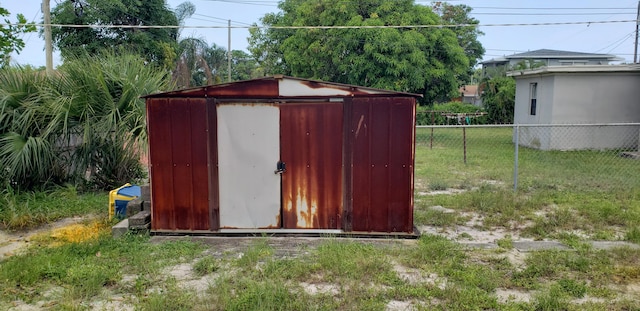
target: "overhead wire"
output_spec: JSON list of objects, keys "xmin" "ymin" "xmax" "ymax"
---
[{"xmin": 2, "ymin": 19, "xmax": 636, "ymax": 29}]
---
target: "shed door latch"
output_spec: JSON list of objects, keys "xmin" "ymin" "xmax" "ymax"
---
[{"xmin": 274, "ymin": 161, "xmax": 286, "ymax": 175}]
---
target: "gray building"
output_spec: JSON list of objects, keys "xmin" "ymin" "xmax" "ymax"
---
[
  {"xmin": 482, "ymin": 49, "xmax": 622, "ymax": 75},
  {"xmin": 509, "ymin": 65, "xmax": 640, "ymax": 150}
]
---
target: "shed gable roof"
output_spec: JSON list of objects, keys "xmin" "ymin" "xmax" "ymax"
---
[{"xmin": 143, "ymin": 75, "xmax": 421, "ymax": 98}]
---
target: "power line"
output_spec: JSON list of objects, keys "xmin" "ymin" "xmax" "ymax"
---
[
  {"xmin": 192, "ymin": 13, "xmax": 254, "ymax": 26},
  {"xmin": 3, "ymin": 19, "xmax": 636, "ymax": 30},
  {"xmin": 471, "ymin": 12, "xmax": 635, "ymax": 16}
]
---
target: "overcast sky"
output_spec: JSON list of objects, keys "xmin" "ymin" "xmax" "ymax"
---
[{"xmin": 3, "ymin": 0, "xmax": 639, "ymax": 67}]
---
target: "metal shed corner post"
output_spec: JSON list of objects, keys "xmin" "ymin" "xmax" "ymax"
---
[
  {"xmin": 147, "ymin": 97, "xmax": 211, "ymax": 231},
  {"xmin": 207, "ymin": 98, "xmax": 220, "ymax": 231},
  {"xmin": 348, "ymin": 97, "xmax": 416, "ymax": 233}
]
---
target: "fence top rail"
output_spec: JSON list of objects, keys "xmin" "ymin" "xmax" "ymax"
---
[{"xmin": 416, "ymin": 123, "xmax": 640, "ymax": 129}]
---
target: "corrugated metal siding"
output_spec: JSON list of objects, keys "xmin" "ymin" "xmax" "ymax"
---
[
  {"xmin": 280, "ymin": 103, "xmax": 343, "ymax": 229},
  {"xmin": 147, "ymin": 98, "xmax": 210, "ymax": 231},
  {"xmin": 350, "ymin": 97, "xmax": 415, "ymax": 232}
]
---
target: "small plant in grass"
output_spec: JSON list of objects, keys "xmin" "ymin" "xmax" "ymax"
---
[
  {"xmin": 533, "ymin": 285, "xmax": 570, "ymax": 311},
  {"xmin": 625, "ymin": 226, "xmax": 640, "ymax": 243},
  {"xmin": 496, "ymin": 235, "xmax": 513, "ymax": 249},
  {"xmin": 139, "ymin": 281, "xmax": 196, "ymax": 311},
  {"xmin": 556, "ymin": 232, "xmax": 589, "ymax": 250},
  {"xmin": 429, "ymin": 180, "xmax": 449, "ymax": 191},
  {"xmin": 414, "ymin": 209, "xmax": 459, "ymax": 227},
  {"xmin": 591, "ymin": 229, "xmax": 618, "ymax": 241},
  {"xmin": 193, "ymin": 256, "xmax": 219, "ymax": 276},
  {"xmin": 557, "ymin": 279, "xmax": 587, "ymax": 298},
  {"xmin": 236, "ymin": 239, "xmax": 274, "ymax": 268}
]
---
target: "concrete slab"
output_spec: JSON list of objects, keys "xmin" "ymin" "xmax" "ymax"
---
[
  {"xmin": 590, "ymin": 241, "xmax": 640, "ymax": 250},
  {"xmin": 459, "ymin": 242, "xmax": 498, "ymax": 249},
  {"xmin": 513, "ymin": 240, "xmax": 570, "ymax": 252},
  {"xmin": 112, "ymin": 219, "xmax": 129, "ymax": 238},
  {"xmin": 129, "ymin": 211, "xmax": 150, "ymax": 227}
]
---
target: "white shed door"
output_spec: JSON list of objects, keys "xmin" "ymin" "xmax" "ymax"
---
[{"xmin": 217, "ymin": 104, "xmax": 281, "ymax": 228}]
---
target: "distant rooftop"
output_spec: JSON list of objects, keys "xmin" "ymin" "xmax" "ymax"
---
[{"xmin": 482, "ymin": 49, "xmax": 623, "ymax": 65}]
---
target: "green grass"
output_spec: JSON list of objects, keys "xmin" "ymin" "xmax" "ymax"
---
[
  {"xmin": 414, "ymin": 126, "xmax": 640, "ymax": 240},
  {"xmin": 0, "ymin": 186, "xmax": 106, "ymax": 230},
  {"xmin": 1, "ymin": 233, "xmax": 640, "ymax": 310}
]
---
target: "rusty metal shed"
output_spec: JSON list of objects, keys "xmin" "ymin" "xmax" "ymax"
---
[{"xmin": 143, "ymin": 75, "xmax": 419, "ymax": 236}]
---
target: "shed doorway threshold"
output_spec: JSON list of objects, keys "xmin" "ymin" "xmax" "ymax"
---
[{"xmin": 151, "ymin": 228, "xmax": 420, "ymax": 239}]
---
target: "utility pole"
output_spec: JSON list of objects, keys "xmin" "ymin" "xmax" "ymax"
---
[
  {"xmin": 635, "ymin": 0, "xmax": 640, "ymax": 63},
  {"xmin": 227, "ymin": 20, "xmax": 232, "ymax": 82},
  {"xmin": 43, "ymin": 0, "xmax": 53, "ymax": 75}
]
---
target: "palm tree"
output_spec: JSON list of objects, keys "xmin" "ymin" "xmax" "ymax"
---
[
  {"xmin": 0, "ymin": 52, "xmax": 169, "ymax": 190},
  {"xmin": 173, "ymin": 38, "xmax": 228, "ymax": 88}
]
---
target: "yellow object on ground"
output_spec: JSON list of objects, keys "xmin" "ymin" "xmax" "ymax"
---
[{"xmin": 108, "ymin": 183, "xmax": 139, "ymax": 219}]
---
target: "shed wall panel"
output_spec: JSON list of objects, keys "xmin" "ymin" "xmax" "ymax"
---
[
  {"xmin": 387, "ymin": 99, "xmax": 415, "ymax": 232},
  {"xmin": 189, "ymin": 101, "xmax": 210, "ymax": 230},
  {"xmin": 170, "ymin": 102, "xmax": 194, "ymax": 230},
  {"xmin": 148, "ymin": 98, "xmax": 210, "ymax": 231},
  {"xmin": 281, "ymin": 103, "xmax": 343, "ymax": 229},
  {"xmin": 148, "ymin": 99, "xmax": 174, "ymax": 230},
  {"xmin": 350, "ymin": 97, "xmax": 415, "ymax": 233},
  {"xmin": 350, "ymin": 102, "xmax": 372, "ymax": 231},
  {"xmin": 369, "ymin": 103, "xmax": 391, "ymax": 232}
]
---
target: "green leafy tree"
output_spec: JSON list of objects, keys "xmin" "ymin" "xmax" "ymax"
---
[
  {"xmin": 0, "ymin": 7, "xmax": 36, "ymax": 67},
  {"xmin": 227, "ymin": 50, "xmax": 258, "ymax": 81},
  {"xmin": 49, "ymin": 0, "xmax": 178, "ymax": 68},
  {"xmin": 248, "ymin": 0, "xmax": 469, "ymax": 104},
  {"xmin": 481, "ymin": 76, "xmax": 515, "ymax": 124},
  {"xmin": 432, "ymin": 2, "xmax": 485, "ymax": 84}
]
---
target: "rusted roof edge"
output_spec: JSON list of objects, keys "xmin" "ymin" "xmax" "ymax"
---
[{"xmin": 142, "ymin": 75, "xmax": 423, "ymax": 98}]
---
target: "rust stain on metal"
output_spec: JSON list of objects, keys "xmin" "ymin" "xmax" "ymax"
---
[
  {"xmin": 280, "ymin": 103, "xmax": 343, "ymax": 229},
  {"xmin": 355, "ymin": 115, "xmax": 365, "ymax": 138},
  {"xmin": 298, "ymin": 80, "xmax": 378, "ymax": 96}
]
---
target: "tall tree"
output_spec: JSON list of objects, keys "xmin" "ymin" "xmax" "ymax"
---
[
  {"xmin": 173, "ymin": 39, "xmax": 227, "ymax": 88},
  {"xmin": 248, "ymin": 0, "xmax": 469, "ymax": 104},
  {"xmin": 432, "ymin": 2, "xmax": 485, "ymax": 84},
  {"xmin": 227, "ymin": 50, "xmax": 258, "ymax": 81},
  {"xmin": 49, "ymin": 0, "xmax": 178, "ymax": 68},
  {"xmin": 0, "ymin": 7, "xmax": 36, "ymax": 67},
  {"xmin": 481, "ymin": 76, "xmax": 515, "ymax": 124}
]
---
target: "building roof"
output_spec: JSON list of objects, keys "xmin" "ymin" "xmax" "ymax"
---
[
  {"xmin": 507, "ymin": 64, "xmax": 640, "ymax": 77},
  {"xmin": 143, "ymin": 75, "xmax": 422, "ymax": 99},
  {"xmin": 459, "ymin": 85, "xmax": 479, "ymax": 97},
  {"xmin": 482, "ymin": 49, "xmax": 623, "ymax": 65}
]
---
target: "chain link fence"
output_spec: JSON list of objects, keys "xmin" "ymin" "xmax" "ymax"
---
[{"xmin": 415, "ymin": 124, "xmax": 640, "ymax": 193}]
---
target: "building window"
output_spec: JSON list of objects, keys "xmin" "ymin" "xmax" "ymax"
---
[{"xmin": 529, "ymin": 83, "xmax": 537, "ymax": 116}]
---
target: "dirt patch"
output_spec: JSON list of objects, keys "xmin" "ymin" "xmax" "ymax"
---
[
  {"xmin": 0, "ymin": 216, "xmax": 96, "ymax": 260},
  {"xmin": 392, "ymin": 261, "xmax": 446, "ymax": 289},
  {"xmin": 418, "ymin": 211, "xmax": 525, "ymax": 244},
  {"xmin": 495, "ymin": 288, "xmax": 533, "ymax": 304},
  {"xmin": 386, "ymin": 300, "xmax": 419, "ymax": 311},
  {"xmin": 300, "ymin": 282, "xmax": 340, "ymax": 295},
  {"xmin": 163, "ymin": 261, "xmax": 221, "ymax": 295}
]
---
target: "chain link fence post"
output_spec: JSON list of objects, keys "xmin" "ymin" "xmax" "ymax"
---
[{"xmin": 513, "ymin": 124, "xmax": 520, "ymax": 192}]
